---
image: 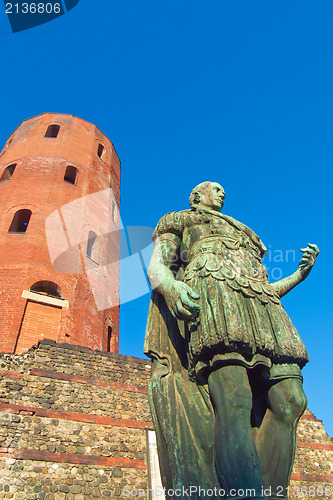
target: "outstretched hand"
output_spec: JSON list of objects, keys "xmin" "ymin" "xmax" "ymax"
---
[
  {"xmin": 299, "ymin": 243, "xmax": 319, "ymax": 278},
  {"xmin": 163, "ymin": 280, "xmax": 200, "ymax": 320}
]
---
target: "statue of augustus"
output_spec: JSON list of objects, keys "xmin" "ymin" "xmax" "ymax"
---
[{"xmin": 145, "ymin": 181, "xmax": 319, "ymax": 500}]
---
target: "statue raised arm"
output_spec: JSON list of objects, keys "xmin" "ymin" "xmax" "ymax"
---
[{"xmin": 272, "ymin": 243, "xmax": 319, "ymax": 297}]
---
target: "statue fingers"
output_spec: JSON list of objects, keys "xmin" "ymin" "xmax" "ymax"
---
[
  {"xmin": 167, "ymin": 298, "xmax": 183, "ymax": 319},
  {"xmin": 305, "ymin": 247, "xmax": 317, "ymax": 256},
  {"xmin": 168, "ymin": 303, "xmax": 179, "ymax": 319},
  {"xmin": 183, "ymin": 284, "xmax": 200, "ymax": 300},
  {"xmin": 300, "ymin": 253, "xmax": 313, "ymax": 262},
  {"xmin": 299, "ymin": 258, "xmax": 311, "ymax": 269},
  {"xmin": 180, "ymin": 303, "xmax": 200, "ymax": 320},
  {"xmin": 301, "ymin": 250, "xmax": 317, "ymax": 264},
  {"xmin": 301, "ymin": 244, "xmax": 319, "ymax": 257},
  {"xmin": 299, "ymin": 258, "xmax": 313, "ymax": 269},
  {"xmin": 175, "ymin": 303, "xmax": 195, "ymax": 320},
  {"xmin": 308, "ymin": 243, "xmax": 320, "ymax": 255},
  {"xmin": 176, "ymin": 294, "xmax": 200, "ymax": 318},
  {"xmin": 181, "ymin": 294, "xmax": 200, "ymax": 311},
  {"xmin": 300, "ymin": 250, "xmax": 315, "ymax": 260}
]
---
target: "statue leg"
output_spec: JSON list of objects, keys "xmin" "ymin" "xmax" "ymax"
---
[
  {"xmin": 254, "ymin": 378, "xmax": 307, "ymax": 499},
  {"xmin": 208, "ymin": 365, "xmax": 267, "ymax": 500}
]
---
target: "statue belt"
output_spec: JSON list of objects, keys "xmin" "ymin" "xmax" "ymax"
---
[{"xmin": 188, "ymin": 233, "xmax": 258, "ymax": 261}]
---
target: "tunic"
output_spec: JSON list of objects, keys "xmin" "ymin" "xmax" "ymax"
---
[{"xmin": 144, "ymin": 208, "xmax": 309, "ymax": 382}]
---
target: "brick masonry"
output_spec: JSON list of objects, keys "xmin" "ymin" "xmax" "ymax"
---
[
  {"xmin": 0, "ymin": 339, "xmax": 331, "ymax": 500},
  {"xmin": 0, "ymin": 114, "xmax": 120, "ymax": 355}
]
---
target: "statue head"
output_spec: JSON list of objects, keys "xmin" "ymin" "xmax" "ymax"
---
[{"xmin": 189, "ymin": 181, "xmax": 225, "ymax": 212}]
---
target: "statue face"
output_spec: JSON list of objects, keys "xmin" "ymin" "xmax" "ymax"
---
[{"xmin": 198, "ymin": 182, "xmax": 225, "ymax": 211}]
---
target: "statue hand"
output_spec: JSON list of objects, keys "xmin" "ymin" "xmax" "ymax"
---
[
  {"xmin": 163, "ymin": 280, "xmax": 200, "ymax": 320},
  {"xmin": 299, "ymin": 243, "xmax": 319, "ymax": 278}
]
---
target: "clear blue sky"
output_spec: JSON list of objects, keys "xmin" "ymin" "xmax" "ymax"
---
[{"xmin": 0, "ymin": 1, "xmax": 332, "ymax": 436}]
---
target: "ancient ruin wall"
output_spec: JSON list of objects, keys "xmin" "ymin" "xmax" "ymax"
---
[{"xmin": 0, "ymin": 340, "xmax": 331, "ymax": 500}]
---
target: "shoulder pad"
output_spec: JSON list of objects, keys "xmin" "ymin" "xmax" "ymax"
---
[{"xmin": 153, "ymin": 211, "xmax": 184, "ymax": 239}]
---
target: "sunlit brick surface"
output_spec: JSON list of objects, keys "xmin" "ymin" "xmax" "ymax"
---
[{"xmin": 0, "ymin": 113, "xmax": 120, "ymax": 354}]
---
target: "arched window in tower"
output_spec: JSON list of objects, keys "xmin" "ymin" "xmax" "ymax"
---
[
  {"xmin": 86, "ymin": 230, "xmax": 98, "ymax": 262},
  {"xmin": 15, "ymin": 281, "xmax": 65, "ymax": 354},
  {"xmin": 107, "ymin": 326, "xmax": 113, "ymax": 352},
  {"xmin": 97, "ymin": 143, "xmax": 105, "ymax": 160},
  {"xmin": 0, "ymin": 164, "xmax": 16, "ymax": 182},
  {"xmin": 30, "ymin": 281, "xmax": 64, "ymax": 298},
  {"xmin": 8, "ymin": 209, "xmax": 32, "ymax": 233},
  {"xmin": 45, "ymin": 124, "xmax": 60, "ymax": 138},
  {"xmin": 64, "ymin": 166, "xmax": 78, "ymax": 185}
]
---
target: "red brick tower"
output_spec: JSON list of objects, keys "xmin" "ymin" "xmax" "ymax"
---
[{"xmin": 0, "ymin": 113, "xmax": 120, "ymax": 354}]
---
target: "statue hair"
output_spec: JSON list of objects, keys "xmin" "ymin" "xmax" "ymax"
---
[{"xmin": 189, "ymin": 181, "xmax": 212, "ymax": 208}]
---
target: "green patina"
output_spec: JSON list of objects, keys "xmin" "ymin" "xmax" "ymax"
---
[{"xmin": 145, "ymin": 181, "xmax": 319, "ymax": 500}]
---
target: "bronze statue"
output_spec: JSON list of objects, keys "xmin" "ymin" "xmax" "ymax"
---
[{"xmin": 145, "ymin": 181, "xmax": 319, "ymax": 500}]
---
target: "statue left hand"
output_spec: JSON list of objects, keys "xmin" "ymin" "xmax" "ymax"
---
[{"xmin": 299, "ymin": 243, "xmax": 319, "ymax": 278}]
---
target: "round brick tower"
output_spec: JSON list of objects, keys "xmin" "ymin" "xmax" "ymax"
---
[{"xmin": 0, "ymin": 113, "xmax": 120, "ymax": 354}]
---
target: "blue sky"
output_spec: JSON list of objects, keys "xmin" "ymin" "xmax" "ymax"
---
[{"xmin": 0, "ymin": 1, "xmax": 332, "ymax": 436}]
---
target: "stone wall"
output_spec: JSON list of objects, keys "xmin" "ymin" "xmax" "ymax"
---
[
  {"xmin": 0, "ymin": 340, "xmax": 331, "ymax": 500},
  {"xmin": 0, "ymin": 340, "xmax": 152, "ymax": 499},
  {"xmin": 290, "ymin": 410, "xmax": 333, "ymax": 499}
]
